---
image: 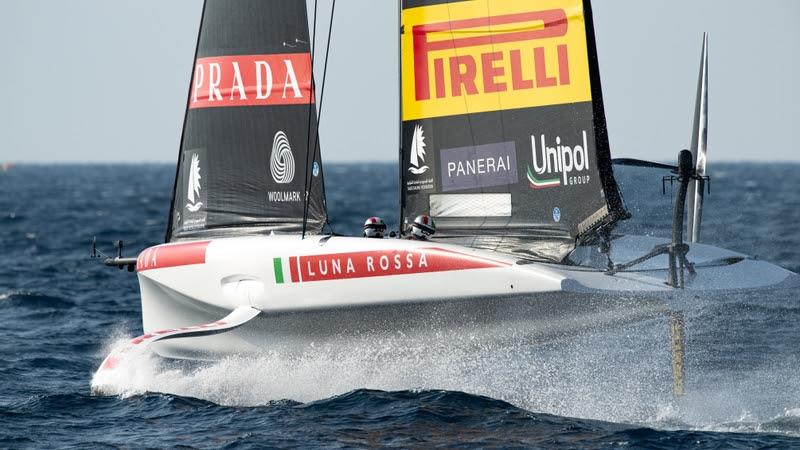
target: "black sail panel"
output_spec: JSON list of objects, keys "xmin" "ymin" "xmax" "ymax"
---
[
  {"xmin": 167, "ymin": 0, "xmax": 326, "ymax": 241},
  {"xmin": 400, "ymin": 0, "xmax": 626, "ymax": 261}
]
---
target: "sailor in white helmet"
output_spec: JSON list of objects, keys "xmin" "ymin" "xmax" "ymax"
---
[
  {"xmin": 363, "ymin": 216, "xmax": 387, "ymax": 238},
  {"xmin": 409, "ymin": 214, "xmax": 436, "ymax": 241}
]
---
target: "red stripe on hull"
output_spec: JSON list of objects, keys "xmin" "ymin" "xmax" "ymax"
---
[
  {"xmin": 136, "ymin": 241, "xmax": 210, "ymax": 272},
  {"xmin": 292, "ymin": 247, "xmax": 510, "ymax": 283},
  {"xmin": 289, "ymin": 256, "xmax": 300, "ymax": 282}
]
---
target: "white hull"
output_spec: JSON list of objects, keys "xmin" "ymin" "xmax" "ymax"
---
[{"xmin": 125, "ymin": 234, "xmax": 795, "ymax": 360}]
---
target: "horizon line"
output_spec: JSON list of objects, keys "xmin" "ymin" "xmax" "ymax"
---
[{"xmin": 4, "ymin": 159, "xmax": 800, "ymax": 165}]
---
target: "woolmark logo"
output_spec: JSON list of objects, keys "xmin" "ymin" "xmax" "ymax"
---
[
  {"xmin": 527, "ymin": 131, "xmax": 592, "ymax": 189},
  {"xmin": 185, "ymin": 153, "xmax": 203, "ymax": 212},
  {"xmin": 270, "ymin": 131, "xmax": 295, "ymax": 184}
]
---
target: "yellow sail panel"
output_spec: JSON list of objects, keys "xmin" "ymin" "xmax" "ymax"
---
[{"xmin": 402, "ymin": 0, "xmax": 591, "ymax": 121}]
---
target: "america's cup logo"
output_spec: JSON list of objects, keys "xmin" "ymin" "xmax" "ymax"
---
[
  {"xmin": 408, "ymin": 124, "xmax": 429, "ymax": 175},
  {"xmin": 186, "ymin": 153, "xmax": 203, "ymax": 212},
  {"xmin": 270, "ymin": 131, "xmax": 295, "ymax": 184}
]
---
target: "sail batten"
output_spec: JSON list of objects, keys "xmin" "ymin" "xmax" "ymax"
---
[
  {"xmin": 400, "ymin": 0, "xmax": 625, "ymax": 261},
  {"xmin": 167, "ymin": 0, "xmax": 327, "ymax": 242}
]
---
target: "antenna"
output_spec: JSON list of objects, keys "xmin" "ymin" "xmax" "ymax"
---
[{"xmin": 687, "ymin": 33, "xmax": 709, "ymax": 243}]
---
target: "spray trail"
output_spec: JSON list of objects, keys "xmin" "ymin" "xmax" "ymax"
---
[{"xmin": 91, "ymin": 306, "xmax": 800, "ymax": 438}]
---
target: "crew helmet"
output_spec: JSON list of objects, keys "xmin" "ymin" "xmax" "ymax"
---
[
  {"xmin": 411, "ymin": 214, "xmax": 436, "ymax": 239},
  {"xmin": 363, "ymin": 216, "xmax": 387, "ymax": 238}
]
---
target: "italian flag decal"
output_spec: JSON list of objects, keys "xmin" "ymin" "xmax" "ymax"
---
[
  {"xmin": 527, "ymin": 166, "xmax": 560, "ymax": 189},
  {"xmin": 273, "ymin": 256, "xmax": 301, "ymax": 284}
]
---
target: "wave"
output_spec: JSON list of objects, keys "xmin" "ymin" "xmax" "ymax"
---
[
  {"xmin": 78, "ymin": 386, "xmax": 800, "ymax": 448},
  {"xmin": 9, "ymin": 388, "xmax": 799, "ymax": 448},
  {"xmin": 0, "ymin": 291, "xmax": 74, "ymax": 309}
]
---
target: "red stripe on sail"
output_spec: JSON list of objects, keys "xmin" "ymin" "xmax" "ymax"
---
[
  {"xmin": 189, "ymin": 53, "xmax": 314, "ymax": 109},
  {"xmin": 136, "ymin": 241, "xmax": 210, "ymax": 272}
]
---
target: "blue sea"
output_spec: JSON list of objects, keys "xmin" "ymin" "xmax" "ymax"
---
[{"xmin": 1, "ymin": 163, "xmax": 800, "ymax": 448}]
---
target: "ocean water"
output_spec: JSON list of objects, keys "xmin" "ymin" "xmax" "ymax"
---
[{"xmin": 1, "ymin": 163, "xmax": 799, "ymax": 448}]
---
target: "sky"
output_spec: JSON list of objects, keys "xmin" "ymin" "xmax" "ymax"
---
[{"xmin": 0, "ymin": 0, "xmax": 798, "ymax": 163}]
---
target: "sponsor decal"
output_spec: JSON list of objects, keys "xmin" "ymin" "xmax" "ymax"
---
[
  {"xmin": 180, "ymin": 149, "xmax": 207, "ymax": 231},
  {"xmin": 409, "ymin": 124, "xmax": 430, "ymax": 175},
  {"xmin": 185, "ymin": 153, "xmax": 203, "ymax": 212},
  {"xmin": 270, "ymin": 131, "xmax": 295, "ymax": 184},
  {"xmin": 440, "ymin": 141, "xmax": 518, "ymax": 192},
  {"xmin": 553, "ymin": 207, "xmax": 562, "ymax": 223},
  {"xmin": 137, "ymin": 241, "xmax": 210, "ymax": 272},
  {"xmin": 272, "ymin": 247, "xmax": 509, "ymax": 284},
  {"xmin": 268, "ymin": 131, "xmax": 302, "ymax": 202},
  {"xmin": 402, "ymin": 0, "xmax": 591, "ymax": 120},
  {"xmin": 406, "ymin": 123, "xmax": 435, "ymax": 192},
  {"xmin": 189, "ymin": 53, "xmax": 313, "ymax": 109},
  {"xmin": 406, "ymin": 177, "xmax": 435, "ymax": 193},
  {"xmin": 527, "ymin": 131, "xmax": 592, "ymax": 189},
  {"xmin": 267, "ymin": 191, "xmax": 302, "ymax": 202}
]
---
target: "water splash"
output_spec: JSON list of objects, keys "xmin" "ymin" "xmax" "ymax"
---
[{"xmin": 89, "ymin": 315, "xmax": 800, "ymax": 437}]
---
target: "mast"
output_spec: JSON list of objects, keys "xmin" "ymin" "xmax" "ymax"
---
[
  {"xmin": 397, "ymin": 0, "xmax": 405, "ymax": 233},
  {"xmin": 301, "ymin": 0, "xmax": 318, "ymax": 240},
  {"xmin": 582, "ymin": 0, "xmax": 628, "ymax": 225},
  {"xmin": 164, "ymin": 0, "xmax": 207, "ymax": 243}
]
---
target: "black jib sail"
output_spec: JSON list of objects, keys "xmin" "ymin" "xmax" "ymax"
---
[
  {"xmin": 166, "ymin": 0, "xmax": 327, "ymax": 242},
  {"xmin": 400, "ymin": 0, "xmax": 626, "ymax": 261}
]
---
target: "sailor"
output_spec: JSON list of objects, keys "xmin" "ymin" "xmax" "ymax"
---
[
  {"xmin": 408, "ymin": 214, "xmax": 436, "ymax": 241},
  {"xmin": 363, "ymin": 216, "xmax": 387, "ymax": 238}
]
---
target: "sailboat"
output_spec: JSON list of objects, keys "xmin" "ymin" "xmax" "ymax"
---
[{"xmin": 95, "ymin": 0, "xmax": 796, "ymax": 377}]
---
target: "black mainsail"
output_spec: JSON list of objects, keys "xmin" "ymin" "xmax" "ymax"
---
[
  {"xmin": 166, "ymin": 0, "xmax": 327, "ymax": 242},
  {"xmin": 400, "ymin": 0, "xmax": 626, "ymax": 261}
]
